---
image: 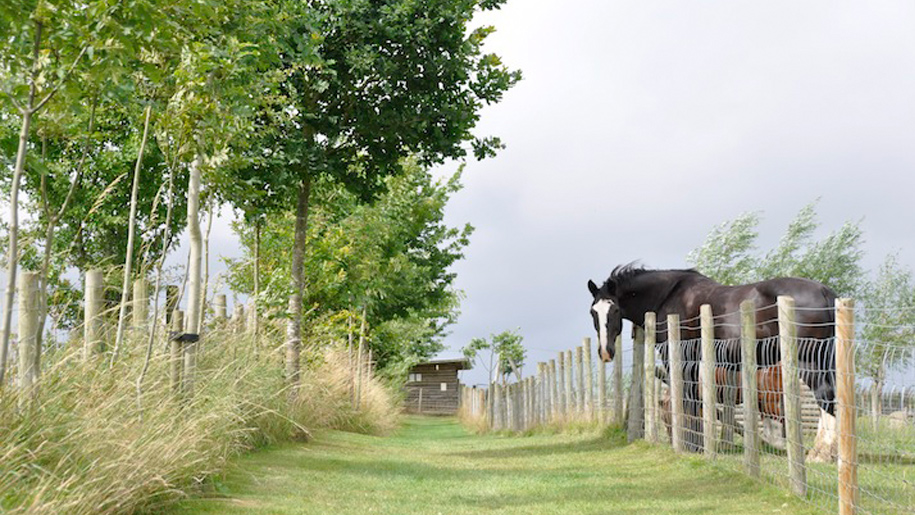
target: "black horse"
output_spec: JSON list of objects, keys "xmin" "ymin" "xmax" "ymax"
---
[{"xmin": 588, "ymin": 264, "xmax": 839, "ymax": 461}]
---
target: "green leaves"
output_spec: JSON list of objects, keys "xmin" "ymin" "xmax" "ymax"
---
[
  {"xmin": 687, "ymin": 201, "xmax": 865, "ymax": 297},
  {"xmin": 461, "ymin": 328, "xmax": 526, "ymax": 383}
]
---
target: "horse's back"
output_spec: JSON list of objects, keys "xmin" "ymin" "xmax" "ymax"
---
[{"xmin": 748, "ymin": 277, "xmax": 837, "ymax": 339}]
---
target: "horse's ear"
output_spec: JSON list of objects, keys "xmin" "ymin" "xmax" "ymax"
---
[{"xmin": 588, "ymin": 279, "xmax": 599, "ymax": 296}]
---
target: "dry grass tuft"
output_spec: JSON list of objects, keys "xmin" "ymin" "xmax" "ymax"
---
[{"xmin": 0, "ymin": 328, "xmax": 398, "ymax": 514}]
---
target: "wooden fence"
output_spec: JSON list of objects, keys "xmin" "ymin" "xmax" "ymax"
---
[{"xmin": 460, "ymin": 297, "xmax": 915, "ymax": 515}]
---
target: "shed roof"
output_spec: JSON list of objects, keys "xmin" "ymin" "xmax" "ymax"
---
[{"xmin": 413, "ymin": 357, "xmax": 472, "ymax": 370}]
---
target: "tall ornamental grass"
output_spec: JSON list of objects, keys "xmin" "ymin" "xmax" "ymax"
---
[{"xmin": 0, "ymin": 327, "xmax": 397, "ymax": 514}]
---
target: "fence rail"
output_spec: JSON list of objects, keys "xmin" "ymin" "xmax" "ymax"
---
[{"xmin": 460, "ymin": 297, "xmax": 915, "ymax": 515}]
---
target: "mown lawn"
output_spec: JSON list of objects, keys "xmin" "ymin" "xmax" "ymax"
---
[{"xmin": 164, "ymin": 416, "xmax": 823, "ymax": 515}]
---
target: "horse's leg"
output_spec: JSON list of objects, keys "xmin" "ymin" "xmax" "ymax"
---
[
  {"xmin": 804, "ymin": 368, "xmax": 838, "ymax": 463},
  {"xmin": 807, "ymin": 409, "xmax": 838, "ymax": 463},
  {"xmin": 719, "ymin": 366, "xmax": 739, "ymax": 449},
  {"xmin": 760, "ymin": 416, "xmax": 787, "ymax": 450}
]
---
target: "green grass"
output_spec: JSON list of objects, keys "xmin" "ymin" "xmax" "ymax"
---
[{"xmin": 165, "ymin": 416, "xmax": 822, "ymax": 515}]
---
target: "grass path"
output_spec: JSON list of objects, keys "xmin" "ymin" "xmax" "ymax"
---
[{"xmin": 166, "ymin": 417, "xmax": 822, "ymax": 515}]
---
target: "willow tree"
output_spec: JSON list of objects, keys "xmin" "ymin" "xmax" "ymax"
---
[
  {"xmin": 859, "ymin": 254, "xmax": 915, "ymax": 425},
  {"xmin": 259, "ymin": 0, "xmax": 521, "ymax": 384}
]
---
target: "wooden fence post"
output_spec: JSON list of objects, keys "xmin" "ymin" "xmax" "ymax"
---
[
  {"xmin": 565, "ymin": 349, "xmax": 574, "ymax": 419},
  {"xmin": 247, "ymin": 300, "xmax": 257, "ymax": 337},
  {"xmin": 486, "ymin": 383, "xmax": 493, "ymax": 428},
  {"xmin": 17, "ymin": 272, "xmax": 39, "ymax": 404},
  {"xmin": 535, "ymin": 365, "xmax": 543, "ymax": 426},
  {"xmin": 740, "ymin": 300, "xmax": 760, "ymax": 478},
  {"xmin": 540, "ymin": 363, "xmax": 548, "ymax": 424},
  {"xmin": 214, "ymin": 294, "xmax": 227, "ymax": 321},
  {"xmin": 165, "ymin": 285, "xmax": 179, "ymax": 325},
  {"xmin": 644, "ymin": 312, "xmax": 658, "ymax": 443},
  {"xmin": 84, "ymin": 269, "xmax": 104, "ymax": 359},
  {"xmin": 233, "ymin": 303, "xmax": 246, "ymax": 335},
  {"xmin": 549, "ymin": 358, "xmax": 558, "ymax": 422},
  {"xmin": 613, "ymin": 334, "xmax": 623, "ymax": 425},
  {"xmin": 700, "ymin": 304, "xmax": 717, "ymax": 458},
  {"xmin": 576, "ymin": 345, "xmax": 584, "ymax": 417},
  {"xmin": 778, "ymin": 295, "xmax": 807, "ymax": 498},
  {"xmin": 533, "ymin": 374, "xmax": 540, "ymax": 427},
  {"xmin": 584, "ymin": 338, "xmax": 594, "ymax": 420},
  {"xmin": 598, "ymin": 353, "xmax": 607, "ymax": 424},
  {"xmin": 517, "ymin": 382, "xmax": 524, "ymax": 431},
  {"xmin": 418, "ymin": 387, "xmax": 424, "ymax": 414},
  {"xmin": 836, "ymin": 298, "xmax": 857, "ymax": 515},
  {"xmin": 669, "ymin": 314, "xmax": 685, "ymax": 452},
  {"xmin": 170, "ymin": 310, "xmax": 184, "ymax": 395},
  {"xmin": 506, "ymin": 382, "xmax": 515, "ymax": 432},
  {"xmin": 132, "ymin": 278, "xmax": 148, "ymax": 334},
  {"xmin": 628, "ymin": 325, "xmax": 645, "ymax": 441}
]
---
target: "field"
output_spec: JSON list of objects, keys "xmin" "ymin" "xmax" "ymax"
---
[{"xmin": 168, "ymin": 417, "xmax": 822, "ymax": 515}]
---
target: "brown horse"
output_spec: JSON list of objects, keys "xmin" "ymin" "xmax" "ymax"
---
[{"xmin": 589, "ymin": 264, "xmax": 838, "ymax": 462}]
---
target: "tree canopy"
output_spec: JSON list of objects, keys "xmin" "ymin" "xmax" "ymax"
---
[{"xmin": 0, "ymin": 0, "xmax": 520, "ymax": 377}]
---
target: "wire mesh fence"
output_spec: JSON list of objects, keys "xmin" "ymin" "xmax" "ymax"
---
[{"xmin": 461, "ymin": 297, "xmax": 915, "ymax": 514}]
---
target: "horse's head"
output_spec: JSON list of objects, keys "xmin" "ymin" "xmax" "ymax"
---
[{"xmin": 588, "ymin": 278, "xmax": 621, "ymax": 362}]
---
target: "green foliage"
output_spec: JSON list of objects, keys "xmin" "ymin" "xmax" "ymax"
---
[
  {"xmin": 226, "ymin": 161, "xmax": 471, "ymax": 369},
  {"xmin": 858, "ymin": 254, "xmax": 915, "ymax": 379},
  {"xmin": 234, "ymin": 0, "xmax": 522, "ymax": 210},
  {"xmin": 689, "ymin": 202, "xmax": 915, "ymax": 384},
  {"xmin": 686, "ymin": 211, "xmax": 760, "ymax": 285},
  {"xmin": 462, "ymin": 328, "xmax": 526, "ymax": 383},
  {"xmin": 687, "ymin": 200, "xmax": 865, "ymax": 297}
]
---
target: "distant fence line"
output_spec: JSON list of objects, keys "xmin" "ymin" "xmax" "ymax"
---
[{"xmin": 460, "ymin": 297, "xmax": 915, "ymax": 515}]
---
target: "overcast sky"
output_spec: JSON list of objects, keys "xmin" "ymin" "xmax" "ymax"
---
[{"xmin": 426, "ymin": 1, "xmax": 915, "ymax": 384}]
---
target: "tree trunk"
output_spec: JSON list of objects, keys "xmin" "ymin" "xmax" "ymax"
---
[
  {"xmin": 871, "ymin": 361, "xmax": 885, "ymax": 430},
  {"xmin": 252, "ymin": 219, "xmax": 260, "ymax": 353},
  {"xmin": 199, "ymin": 199, "xmax": 214, "ymax": 333},
  {"xmin": 112, "ymin": 104, "xmax": 152, "ymax": 365},
  {"xmin": 286, "ymin": 177, "xmax": 311, "ymax": 387},
  {"xmin": 136, "ymin": 166, "xmax": 176, "ymax": 416},
  {"xmin": 183, "ymin": 151, "xmax": 203, "ymax": 397},
  {"xmin": 0, "ymin": 23, "xmax": 42, "ymax": 386},
  {"xmin": 34, "ymin": 97, "xmax": 95, "ymax": 365}
]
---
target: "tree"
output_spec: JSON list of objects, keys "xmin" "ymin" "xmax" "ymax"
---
[
  {"xmin": 687, "ymin": 201, "xmax": 865, "ymax": 297},
  {"xmin": 686, "ymin": 211, "xmax": 760, "ymax": 286},
  {"xmin": 858, "ymin": 254, "xmax": 915, "ymax": 426},
  {"xmin": 462, "ymin": 329, "xmax": 526, "ymax": 385},
  {"xmin": 252, "ymin": 0, "xmax": 521, "ymax": 382},
  {"xmin": 0, "ymin": 0, "xmax": 97, "ymax": 383},
  {"xmin": 225, "ymin": 161, "xmax": 472, "ymax": 370}
]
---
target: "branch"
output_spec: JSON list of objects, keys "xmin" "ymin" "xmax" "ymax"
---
[
  {"xmin": 2, "ymin": 87, "xmax": 24, "ymax": 113},
  {"xmin": 30, "ymin": 45, "xmax": 89, "ymax": 114},
  {"xmin": 54, "ymin": 96, "xmax": 97, "ymax": 222}
]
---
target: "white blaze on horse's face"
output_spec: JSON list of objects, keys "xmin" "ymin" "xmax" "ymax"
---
[{"xmin": 591, "ymin": 299, "xmax": 616, "ymax": 362}]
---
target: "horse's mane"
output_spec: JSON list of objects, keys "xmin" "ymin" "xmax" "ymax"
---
[{"xmin": 605, "ymin": 262, "xmax": 703, "ymax": 288}]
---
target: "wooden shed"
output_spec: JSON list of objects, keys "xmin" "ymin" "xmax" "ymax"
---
[{"xmin": 404, "ymin": 358, "xmax": 471, "ymax": 415}]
